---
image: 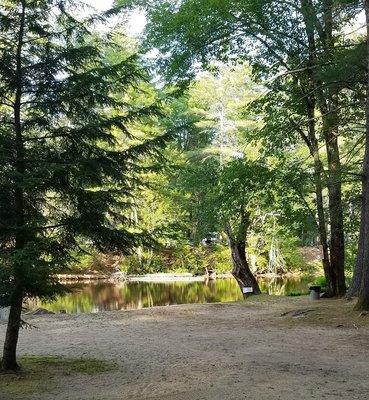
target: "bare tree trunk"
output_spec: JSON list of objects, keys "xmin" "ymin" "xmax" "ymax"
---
[
  {"xmin": 230, "ymin": 242, "xmax": 261, "ymax": 297},
  {"xmin": 347, "ymin": 217, "xmax": 365, "ymax": 297},
  {"xmin": 316, "ymin": 0, "xmax": 346, "ymax": 296},
  {"xmin": 306, "ymin": 101, "xmax": 331, "ymax": 283},
  {"xmin": 300, "ymin": 0, "xmax": 346, "ymax": 296},
  {"xmin": 355, "ymin": 0, "xmax": 369, "ymax": 310},
  {"xmin": 300, "ymin": 0, "xmax": 331, "ymax": 287},
  {"xmin": 225, "ymin": 215, "xmax": 261, "ymax": 297},
  {"xmin": 299, "ymin": 100, "xmax": 332, "ymax": 284},
  {"xmin": 322, "ymin": 108, "xmax": 346, "ymax": 296},
  {"xmin": 1, "ymin": 288, "xmax": 23, "ymax": 371},
  {"xmin": 2, "ymin": 0, "xmax": 26, "ymax": 371},
  {"xmin": 311, "ymin": 139, "xmax": 331, "ymax": 281}
]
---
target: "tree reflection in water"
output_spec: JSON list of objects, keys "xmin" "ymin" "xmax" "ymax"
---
[{"xmin": 29, "ymin": 277, "xmax": 312, "ymax": 314}]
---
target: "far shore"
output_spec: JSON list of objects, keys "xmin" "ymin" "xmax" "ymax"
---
[{"xmin": 55, "ymin": 271, "xmax": 307, "ymax": 283}]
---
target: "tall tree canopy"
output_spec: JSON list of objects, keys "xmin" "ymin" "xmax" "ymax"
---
[{"xmin": 125, "ymin": 0, "xmax": 366, "ymax": 297}]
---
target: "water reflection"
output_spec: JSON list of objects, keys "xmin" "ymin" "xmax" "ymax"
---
[
  {"xmin": 29, "ymin": 276, "xmax": 312, "ymax": 314},
  {"xmin": 258, "ymin": 276, "xmax": 312, "ymax": 296}
]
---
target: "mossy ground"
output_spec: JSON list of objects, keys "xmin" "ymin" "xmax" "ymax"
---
[{"xmin": 0, "ymin": 355, "xmax": 116, "ymax": 397}]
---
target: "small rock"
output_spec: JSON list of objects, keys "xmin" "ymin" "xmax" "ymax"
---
[{"xmin": 359, "ymin": 311, "xmax": 368, "ymax": 317}]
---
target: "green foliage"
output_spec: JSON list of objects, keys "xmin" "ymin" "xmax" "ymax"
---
[
  {"xmin": 212, "ymin": 245, "xmax": 233, "ymax": 273},
  {"xmin": 115, "ymin": 64, "xmax": 319, "ymax": 277},
  {"xmin": 120, "ymin": 244, "xmax": 232, "ymax": 275},
  {"xmin": 286, "ymin": 291, "xmax": 309, "ymax": 297},
  {"xmin": 0, "ymin": 0, "xmax": 363, "ymax": 320},
  {"xmin": 278, "ymin": 236, "xmax": 308, "ymax": 271},
  {"xmin": 0, "ymin": 1, "xmax": 166, "ymax": 304},
  {"xmin": 123, "ymin": 0, "xmax": 366, "ymax": 294},
  {"xmin": 66, "ymin": 251, "xmax": 123, "ymax": 274},
  {"xmin": 312, "ymin": 276, "xmax": 327, "ymax": 289},
  {"xmin": 247, "ymin": 233, "xmax": 309, "ymax": 273},
  {"xmin": 66, "ymin": 253, "xmax": 95, "ymax": 273}
]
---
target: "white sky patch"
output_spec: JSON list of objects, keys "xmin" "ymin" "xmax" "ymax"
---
[
  {"xmin": 127, "ymin": 9, "xmax": 147, "ymax": 36},
  {"xmin": 83, "ymin": 0, "xmax": 146, "ymax": 36},
  {"xmin": 342, "ymin": 10, "xmax": 366, "ymax": 37}
]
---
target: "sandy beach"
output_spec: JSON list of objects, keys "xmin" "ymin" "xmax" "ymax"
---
[{"xmin": 1, "ymin": 296, "xmax": 369, "ymax": 400}]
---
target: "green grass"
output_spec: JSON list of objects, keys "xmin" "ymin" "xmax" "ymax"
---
[
  {"xmin": 21, "ymin": 355, "xmax": 115, "ymax": 374},
  {"xmin": 286, "ymin": 291, "xmax": 309, "ymax": 297},
  {"xmin": 0, "ymin": 355, "xmax": 116, "ymax": 398}
]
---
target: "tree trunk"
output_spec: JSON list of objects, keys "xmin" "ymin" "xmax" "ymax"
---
[
  {"xmin": 230, "ymin": 241, "xmax": 261, "ymax": 297},
  {"xmin": 322, "ymin": 113, "xmax": 346, "ymax": 296},
  {"xmin": 317, "ymin": 0, "xmax": 346, "ymax": 296},
  {"xmin": 225, "ymin": 213, "xmax": 261, "ymax": 297},
  {"xmin": 1, "ymin": 288, "xmax": 23, "ymax": 371},
  {"xmin": 300, "ymin": 0, "xmax": 331, "ymax": 288},
  {"xmin": 311, "ymin": 139, "xmax": 331, "ymax": 282},
  {"xmin": 303, "ymin": 101, "xmax": 332, "ymax": 285},
  {"xmin": 2, "ymin": 0, "xmax": 27, "ymax": 371},
  {"xmin": 347, "ymin": 216, "xmax": 365, "ymax": 297},
  {"xmin": 355, "ymin": 0, "xmax": 369, "ymax": 310},
  {"xmin": 300, "ymin": 0, "xmax": 346, "ymax": 296},
  {"xmin": 306, "ymin": 95, "xmax": 331, "ymax": 285}
]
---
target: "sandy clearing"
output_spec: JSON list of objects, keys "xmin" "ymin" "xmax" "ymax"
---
[{"xmin": 1, "ymin": 297, "xmax": 369, "ymax": 400}]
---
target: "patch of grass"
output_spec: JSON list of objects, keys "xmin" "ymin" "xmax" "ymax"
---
[
  {"xmin": 286, "ymin": 291, "xmax": 309, "ymax": 297},
  {"xmin": 311, "ymin": 275, "xmax": 327, "ymax": 290},
  {"xmin": 243, "ymin": 294, "xmax": 299, "ymax": 303},
  {"xmin": 280, "ymin": 298, "xmax": 369, "ymax": 329},
  {"xmin": 21, "ymin": 355, "xmax": 115, "ymax": 374},
  {"xmin": 0, "ymin": 355, "xmax": 116, "ymax": 398}
]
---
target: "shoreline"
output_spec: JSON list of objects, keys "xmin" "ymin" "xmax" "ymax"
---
[
  {"xmin": 55, "ymin": 272, "xmax": 231, "ymax": 283},
  {"xmin": 55, "ymin": 271, "xmax": 307, "ymax": 283}
]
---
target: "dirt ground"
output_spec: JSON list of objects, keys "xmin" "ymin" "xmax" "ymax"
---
[{"xmin": 1, "ymin": 296, "xmax": 369, "ymax": 400}]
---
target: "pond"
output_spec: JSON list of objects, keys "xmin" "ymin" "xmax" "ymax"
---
[{"xmin": 28, "ymin": 276, "xmax": 314, "ymax": 314}]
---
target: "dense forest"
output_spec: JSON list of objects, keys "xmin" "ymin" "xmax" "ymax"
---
[{"xmin": 1, "ymin": 0, "xmax": 369, "ymax": 374}]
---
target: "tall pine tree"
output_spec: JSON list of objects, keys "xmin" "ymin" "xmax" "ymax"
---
[{"xmin": 0, "ymin": 0, "xmax": 164, "ymax": 370}]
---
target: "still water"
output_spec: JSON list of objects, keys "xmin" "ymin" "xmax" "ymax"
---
[{"xmin": 29, "ymin": 276, "xmax": 313, "ymax": 314}]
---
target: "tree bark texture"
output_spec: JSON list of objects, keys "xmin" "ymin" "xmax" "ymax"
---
[
  {"xmin": 230, "ymin": 242, "xmax": 261, "ymax": 297},
  {"xmin": 347, "ymin": 218, "xmax": 364, "ymax": 298},
  {"xmin": 355, "ymin": 0, "xmax": 369, "ymax": 310},
  {"xmin": 321, "ymin": 0, "xmax": 346, "ymax": 296},
  {"xmin": 1, "ymin": 288, "xmax": 24, "ymax": 371},
  {"xmin": 322, "ymin": 112, "xmax": 346, "ymax": 296},
  {"xmin": 225, "ymin": 215, "xmax": 261, "ymax": 297},
  {"xmin": 300, "ymin": 0, "xmax": 332, "ymax": 292}
]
